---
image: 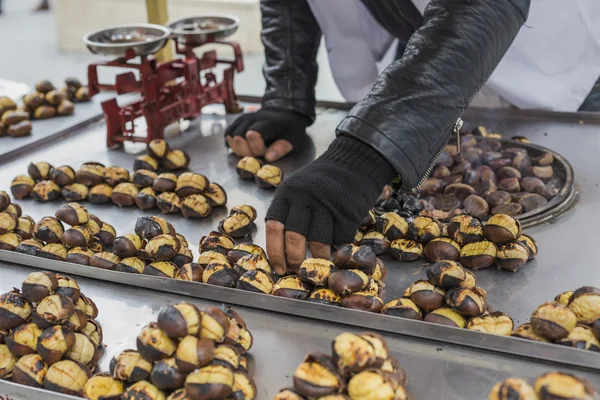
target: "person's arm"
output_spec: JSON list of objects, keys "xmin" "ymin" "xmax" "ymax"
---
[
  {"xmin": 225, "ymin": 0, "xmax": 322, "ymax": 161},
  {"xmin": 266, "ymin": 0, "xmax": 531, "ymax": 273},
  {"xmin": 337, "ymin": 0, "xmax": 530, "ymax": 190}
]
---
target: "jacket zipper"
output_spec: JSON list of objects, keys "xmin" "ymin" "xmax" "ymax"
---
[{"xmin": 411, "ymin": 117, "xmax": 463, "ymax": 190}]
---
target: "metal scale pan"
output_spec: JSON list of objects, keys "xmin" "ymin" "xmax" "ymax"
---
[
  {"xmin": 83, "ymin": 23, "xmax": 171, "ymax": 58},
  {"xmin": 167, "ymin": 14, "xmax": 240, "ymax": 46}
]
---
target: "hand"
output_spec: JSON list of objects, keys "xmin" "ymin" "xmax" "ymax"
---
[
  {"xmin": 265, "ymin": 137, "xmax": 397, "ymax": 274},
  {"xmin": 225, "ymin": 107, "xmax": 311, "ymax": 162}
]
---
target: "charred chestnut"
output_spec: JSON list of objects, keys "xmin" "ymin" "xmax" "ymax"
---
[
  {"xmin": 447, "ymin": 215, "xmax": 484, "ymax": 246},
  {"xmin": 135, "ymin": 216, "xmax": 170, "ymax": 240},
  {"xmin": 103, "ymin": 166, "xmax": 130, "ymax": 187},
  {"xmin": 21, "ymin": 271, "xmax": 58, "ymax": 304},
  {"xmin": 483, "ymin": 214, "xmax": 521, "ymax": 245},
  {"xmin": 110, "ymin": 350, "xmax": 152, "ymax": 382},
  {"xmin": 157, "ymin": 192, "xmax": 182, "ymax": 214},
  {"xmin": 175, "ymin": 336, "xmax": 214, "ymax": 374},
  {"xmin": 158, "ymin": 302, "xmax": 201, "ymax": 338},
  {"xmin": 32, "ymin": 294, "xmax": 73, "ymax": 329},
  {"xmin": 144, "ymin": 261, "xmax": 178, "ymax": 278},
  {"xmin": 185, "ymin": 364, "xmax": 234, "ymax": 400},
  {"xmin": 97, "ymin": 222, "xmax": 116, "ymax": 247},
  {"xmin": 409, "ymin": 216, "xmax": 441, "ymax": 243},
  {"xmin": 146, "ymin": 234, "xmax": 180, "ymax": 261},
  {"xmin": 75, "ymin": 162, "xmax": 105, "ymax": 187},
  {"xmin": 293, "ymin": 352, "xmax": 343, "ymax": 397},
  {"xmin": 133, "ymin": 169, "xmax": 158, "ymax": 189},
  {"xmin": 199, "ymin": 231, "xmax": 235, "ymax": 255},
  {"xmin": 558, "ymin": 325, "xmax": 600, "ymax": 351},
  {"xmin": 426, "ymin": 260, "xmax": 468, "ymax": 289},
  {"xmin": 137, "ymin": 323, "xmax": 176, "ymax": 363},
  {"xmin": 62, "ymin": 226, "xmax": 91, "ymax": 249},
  {"xmin": 204, "ymin": 183, "xmax": 228, "ymax": 207},
  {"xmin": 28, "ymin": 162, "xmax": 54, "ymax": 181},
  {"xmin": 81, "ymin": 320, "xmax": 103, "ymax": 347},
  {"xmin": 153, "ymin": 173, "xmax": 177, "ymax": 193},
  {"xmin": 83, "ymin": 372, "xmax": 124, "ymax": 400},
  {"xmin": 347, "ymin": 369, "xmax": 403, "ymax": 400},
  {"xmin": 111, "ymin": 182, "xmax": 139, "ymax": 207},
  {"xmin": 88, "ymin": 184, "xmax": 113, "ymax": 204},
  {"xmin": 446, "ymin": 287, "xmax": 487, "ymax": 317},
  {"xmin": 409, "ymin": 280, "xmax": 445, "ymax": 312},
  {"xmin": 219, "ymin": 211, "xmax": 254, "ymax": 238},
  {"xmin": 163, "ymin": 150, "xmax": 190, "ymax": 170},
  {"xmin": 181, "ymin": 194, "xmax": 212, "ymax": 219},
  {"xmin": 359, "ymin": 231, "xmax": 390, "ymax": 255},
  {"xmin": 382, "ymin": 298, "xmax": 423, "ymax": 320},
  {"xmin": 37, "ymin": 243, "xmax": 67, "ymax": 261},
  {"xmin": 32, "ymin": 180, "xmax": 61, "ymax": 202},
  {"xmin": 308, "ymin": 288, "xmax": 342, "ymax": 306},
  {"xmin": 199, "ymin": 306, "xmax": 230, "ymax": 343},
  {"xmin": 328, "ymin": 269, "xmax": 369, "ymax": 296},
  {"xmin": 0, "ymin": 343, "xmax": 16, "ymax": 379},
  {"xmin": 62, "ymin": 183, "xmax": 89, "ymax": 202},
  {"xmin": 531, "ymin": 302, "xmax": 577, "ymax": 341},
  {"xmin": 5, "ymin": 322, "xmax": 42, "ymax": 357},
  {"xmin": 55, "ymin": 275, "xmax": 81, "ymax": 302},
  {"xmin": 11, "ymin": 175, "xmax": 35, "ymax": 199},
  {"xmin": 331, "ymin": 332, "xmax": 375, "ymax": 375},
  {"xmin": 15, "ymin": 239, "xmax": 43, "ymax": 256},
  {"xmin": 150, "ymin": 357, "xmax": 186, "ymax": 391},
  {"xmin": 488, "ymin": 378, "xmax": 537, "ymax": 400},
  {"xmin": 212, "ymin": 343, "xmax": 240, "ymax": 371},
  {"xmin": 15, "ymin": 216, "xmax": 34, "ymax": 240},
  {"xmin": 55, "ymin": 203, "xmax": 89, "ymax": 227},
  {"xmin": 236, "ymin": 157, "xmax": 262, "ymax": 179},
  {"xmin": 341, "ymin": 291, "xmax": 384, "ymax": 313},
  {"xmin": 176, "ymin": 172, "xmax": 209, "ymax": 197},
  {"xmin": 63, "ymin": 309, "xmax": 87, "ymax": 332},
  {"xmin": 114, "ymin": 257, "xmax": 146, "ymax": 274},
  {"xmin": 496, "ymin": 242, "xmax": 529, "ymax": 272},
  {"xmin": 0, "ymin": 232, "xmax": 20, "ymax": 250},
  {"xmin": 36, "ymin": 325, "xmax": 76, "ymax": 365},
  {"xmin": 173, "ymin": 247, "xmax": 193, "ymax": 268},
  {"xmin": 272, "ymin": 275, "xmax": 311, "ymax": 300},
  {"xmin": 227, "ymin": 243, "xmax": 266, "ymax": 265},
  {"xmin": 33, "ymin": 216, "xmax": 63, "ymax": 243},
  {"xmin": 176, "ymin": 263, "xmax": 204, "ymax": 282},
  {"xmin": 389, "ymin": 239, "xmax": 423, "ymax": 262},
  {"xmin": 534, "ymin": 372, "xmax": 593, "ymax": 400},
  {"xmin": 234, "ymin": 254, "xmax": 272, "ymax": 275},
  {"xmin": 511, "ymin": 323, "xmax": 550, "ymax": 343},
  {"xmin": 12, "ymin": 353, "xmax": 48, "ymax": 387},
  {"xmin": 203, "ymin": 262, "xmax": 240, "ymax": 288},
  {"xmin": 134, "ymin": 155, "xmax": 159, "ymax": 172},
  {"xmin": 236, "ymin": 269, "xmax": 274, "ymax": 294},
  {"xmin": 86, "ymin": 251, "xmax": 120, "ymax": 270},
  {"xmin": 299, "ymin": 258, "xmax": 335, "ymax": 286},
  {"xmin": 232, "ymin": 371, "xmax": 257, "ymax": 400},
  {"xmin": 459, "ymin": 241, "xmax": 497, "ymax": 269}
]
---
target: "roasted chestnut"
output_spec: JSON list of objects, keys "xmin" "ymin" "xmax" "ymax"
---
[
  {"xmin": 446, "ymin": 287, "xmax": 487, "ymax": 317},
  {"xmin": 185, "ymin": 364, "xmax": 234, "ymax": 400},
  {"xmin": 36, "ymin": 325, "xmax": 76, "ymax": 365},
  {"xmin": 328, "ymin": 269, "xmax": 370, "ymax": 296},
  {"xmin": 62, "ymin": 226, "xmax": 91, "ymax": 249},
  {"xmin": 133, "ymin": 169, "xmax": 158, "ymax": 189},
  {"xmin": 146, "ymin": 234, "xmax": 180, "ymax": 261},
  {"xmin": 488, "ymin": 378, "xmax": 537, "ymax": 400},
  {"xmin": 555, "ymin": 291, "xmax": 574, "ymax": 307},
  {"xmin": 423, "ymin": 238, "xmax": 461, "ymax": 262},
  {"xmin": 33, "ymin": 216, "xmax": 63, "ymax": 243},
  {"xmin": 110, "ymin": 349, "xmax": 152, "ymax": 382},
  {"xmin": 15, "ymin": 239, "xmax": 43, "ymax": 256},
  {"xmin": 426, "ymin": 260, "xmax": 468, "ymax": 289},
  {"xmin": 516, "ymin": 234, "xmax": 538, "ymax": 261},
  {"xmin": 199, "ymin": 231, "xmax": 235, "ymax": 255},
  {"xmin": 234, "ymin": 254, "xmax": 272, "ymax": 275},
  {"xmin": 144, "ymin": 261, "xmax": 178, "ymax": 278},
  {"xmin": 409, "ymin": 216, "xmax": 441, "ymax": 243},
  {"xmin": 111, "ymin": 182, "xmax": 139, "ymax": 207},
  {"xmin": 149, "ymin": 357, "xmax": 186, "ymax": 391},
  {"xmin": 32, "ymin": 294, "xmax": 73, "ymax": 329},
  {"xmin": 55, "ymin": 275, "xmax": 81, "ymax": 302},
  {"xmin": 28, "ymin": 162, "xmax": 54, "ymax": 181},
  {"xmin": 135, "ymin": 216, "xmax": 170, "ymax": 240},
  {"xmin": 88, "ymin": 184, "xmax": 113, "ymax": 204},
  {"xmin": 137, "ymin": 323, "xmax": 176, "ymax": 363},
  {"xmin": 0, "ymin": 211, "xmax": 17, "ymax": 235},
  {"xmin": 32, "ymin": 180, "xmax": 62, "ymax": 202},
  {"xmin": 359, "ymin": 231, "xmax": 390, "ymax": 255},
  {"xmin": 0, "ymin": 343, "xmax": 16, "ymax": 379},
  {"xmin": 219, "ymin": 211, "xmax": 254, "ymax": 238},
  {"xmin": 236, "ymin": 157, "xmax": 262, "ymax": 179},
  {"xmin": 199, "ymin": 306, "xmax": 230, "ymax": 343},
  {"xmin": 341, "ymin": 291, "xmax": 384, "ymax": 313},
  {"xmin": 64, "ymin": 332, "xmax": 98, "ymax": 367},
  {"xmin": 97, "ymin": 222, "xmax": 116, "ymax": 247},
  {"xmin": 163, "ymin": 150, "xmax": 190, "ymax": 170},
  {"xmin": 447, "ymin": 215, "xmax": 484, "ymax": 246},
  {"xmin": 273, "ymin": 388, "xmax": 307, "ymax": 400},
  {"xmin": 424, "ymin": 307, "xmax": 466, "ymax": 328},
  {"xmin": 158, "ymin": 302, "xmax": 201, "ymax": 338},
  {"xmin": 145, "ymin": 139, "xmax": 168, "ymax": 159},
  {"xmin": 75, "ymin": 162, "xmax": 105, "ymax": 187},
  {"xmin": 409, "ymin": 280, "xmax": 445, "ymax": 312},
  {"xmin": 87, "ymin": 252, "xmax": 120, "ymax": 270},
  {"xmin": 167, "ymin": 389, "xmax": 190, "ymax": 400},
  {"xmin": 0, "ymin": 232, "xmax": 20, "ymax": 250},
  {"xmin": 103, "ymin": 166, "xmax": 130, "ymax": 187},
  {"xmin": 63, "ymin": 309, "xmax": 87, "ymax": 332},
  {"xmin": 347, "ymin": 369, "xmax": 404, "ymax": 400},
  {"xmin": 308, "ymin": 288, "xmax": 342, "ymax": 306},
  {"xmin": 134, "ymin": 155, "xmax": 159, "ymax": 172},
  {"xmin": 299, "ymin": 258, "xmax": 335, "ymax": 286},
  {"xmin": 37, "ymin": 243, "xmax": 67, "ymax": 261},
  {"xmin": 81, "ymin": 320, "xmax": 103, "ymax": 347},
  {"xmin": 496, "ymin": 242, "xmax": 529, "ymax": 272},
  {"xmin": 382, "ymin": 298, "xmax": 422, "ymax": 320},
  {"xmin": 5, "ymin": 204, "xmax": 21, "ymax": 219},
  {"xmin": 459, "ymin": 241, "xmax": 497, "ymax": 269},
  {"xmin": 567, "ymin": 286, "xmax": 600, "ymax": 325},
  {"xmin": 176, "ymin": 263, "xmax": 204, "ymax": 282},
  {"xmin": 212, "ymin": 343, "xmax": 240, "ymax": 371},
  {"xmin": 153, "ymin": 173, "xmax": 177, "ymax": 193},
  {"xmin": 534, "ymin": 372, "xmax": 594, "ymax": 400},
  {"xmin": 83, "ymin": 372, "xmax": 124, "ymax": 400},
  {"xmin": 203, "ymin": 262, "xmax": 240, "ymax": 288},
  {"xmin": 255, "ymin": 165, "xmax": 283, "ymax": 188},
  {"xmin": 236, "ymin": 269, "xmax": 274, "ymax": 294},
  {"xmin": 389, "ymin": 239, "xmax": 423, "ymax": 262},
  {"xmin": 175, "ymin": 336, "xmax": 214, "ymax": 374},
  {"xmin": 204, "ymin": 183, "xmax": 228, "ymax": 207},
  {"xmin": 12, "ymin": 353, "xmax": 48, "ymax": 387},
  {"xmin": 157, "ymin": 192, "xmax": 182, "ymax": 214},
  {"xmin": 5, "ymin": 322, "xmax": 42, "ymax": 357},
  {"xmin": 293, "ymin": 352, "xmax": 343, "ymax": 397},
  {"xmin": 272, "ymin": 275, "xmax": 311, "ymax": 300},
  {"xmin": 176, "ymin": 172, "xmax": 209, "ymax": 197},
  {"xmin": 227, "ymin": 243, "xmax": 267, "ymax": 265},
  {"xmin": 530, "ymin": 302, "xmax": 577, "ymax": 341},
  {"xmin": 483, "ymin": 214, "xmax": 521, "ymax": 245},
  {"xmin": 331, "ymin": 332, "xmax": 375, "ymax": 375},
  {"xmin": 173, "ymin": 247, "xmax": 194, "ymax": 268},
  {"xmin": 232, "ymin": 371, "xmax": 257, "ymax": 400},
  {"xmin": 112, "ymin": 234, "xmax": 143, "ymax": 258},
  {"xmin": 198, "ymin": 251, "xmax": 229, "ymax": 269},
  {"xmin": 114, "ymin": 257, "xmax": 146, "ymax": 274},
  {"xmin": 11, "ymin": 175, "xmax": 35, "ymax": 199},
  {"xmin": 62, "ymin": 183, "xmax": 89, "ymax": 202},
  {"xmin": 557, "ymin": 325, "xmax": 600, "ymax": 351},
  {"xmin": 14, "ymin": 216, "xmax": 34, "ymax": 240},
  {"xmin": 181, "ymin": 194, "xmax": 212, "ymax": 219},
  {"xmin": 21, "ymin": 271, "xmax": 58, "ymax": 304}
]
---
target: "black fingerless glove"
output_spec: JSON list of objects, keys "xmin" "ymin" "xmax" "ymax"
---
[
  {"xmin": 266, "ymin": 136, "xmax": 397, "ymax": 246},
  {"xmin": 225, "ymin": 107, "xmax": 311, "ymax": 150}
]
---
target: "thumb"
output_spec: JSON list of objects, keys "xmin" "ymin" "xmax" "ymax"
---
[{"xmin": 265, "ymin": 140, "xmax": 294, "ymax": 162}]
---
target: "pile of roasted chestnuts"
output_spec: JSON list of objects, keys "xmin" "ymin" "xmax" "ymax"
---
[
  {"xmin": 414, "ymin": 132, "xmax": 560, "ymax": 220},
  {"xmin": 10, "ymin": 140, "xmax": 227, "ymax": 219},
  {"xmin": 382, "ymin": 260, "xmax": 514, "ymax": 334},
  {"xmin": 236, "ymin": 156, "xmax": 283, "ymax": 189},
  {"xmin": 357, "ymin": 212, "xmax": 537, "ymax": 272},
  {"xmin": 488, "ymin": 372, "xmax": 595, "ymax": 400},
  {"xmin": 22, "ymin": 78, "xmax": 91, "ymax": 121},
  {"xmin": 83, "ymin": 302, "xmax": 255, "ymax": 400},
  {"xmin": 0, "ymin": 97, "xmax": 33, "ymax": 138},
  {"xmin": 274, "ymin": 331, "xmax": 411, "ymax": 400},
  {"xmin": 511, "ymin": 286, "xmax": 600, "ymax": 352},
  {"xmin": 0, "ymin": 271, "xmax": 105, "ymax": 397}
]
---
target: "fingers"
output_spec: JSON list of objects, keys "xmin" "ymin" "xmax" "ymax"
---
[
  {"xmin": 265, "ymin": 220, "xmax": 287, "ymax": 275},
  {"xmin": 285, "ymin": 231, "xmax": 307, "ymax": 271},
  {"xmin": 231, "ymin": 136, "xmax": 252, "ymax": 157},
  {"xmin": 245, "ymin": 130, "xmax": 267, "ymax": 157},
  {"xmin": 265, "ymin": 140, "xmax": 294, "ymax": 162},
  {"xmin": 309, "ymin": 241, "xmax": 331, "ymax": 260}
]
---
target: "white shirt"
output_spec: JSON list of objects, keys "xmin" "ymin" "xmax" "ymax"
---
[{"xmin": 309, "ymin": 0, "xmax": 600, "ymax": 112}]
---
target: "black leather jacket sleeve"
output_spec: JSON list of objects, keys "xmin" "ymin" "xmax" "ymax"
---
[
  {"xmin": 260, "ymin": 0, "xmax": 322, "ymax": 123},
  {"xmin": 336, "ymin": 0, "xmax": 530, "ymax": 190}
]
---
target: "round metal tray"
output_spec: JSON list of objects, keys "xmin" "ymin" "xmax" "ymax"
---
[
  {"xmin": 83, "ymin": 24, "xmax": 171, "ymax": 57},
  {"xmin": 167, "ymin": 14, "xmax": 239, "ymax": 46}
]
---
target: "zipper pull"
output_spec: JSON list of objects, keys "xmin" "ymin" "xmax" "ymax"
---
[{"xmin": 453, "ymin": 117, "xmax": 464, "ymax": 154}]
